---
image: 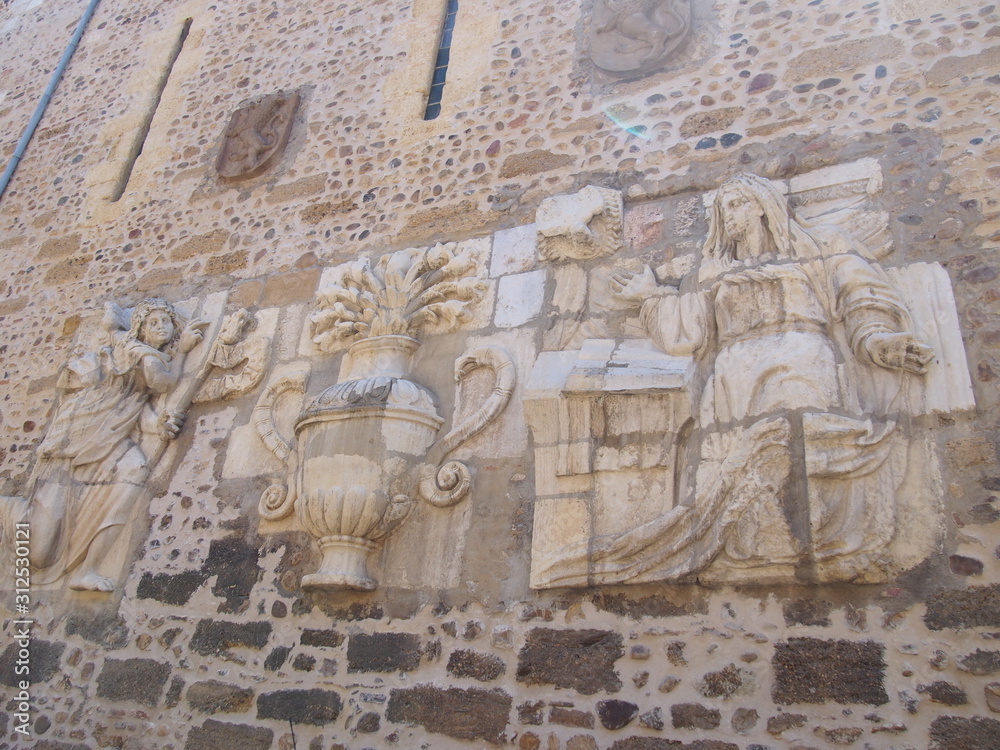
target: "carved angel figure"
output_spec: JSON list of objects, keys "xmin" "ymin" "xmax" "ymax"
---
[
  {"xmin": 545, "ymin": 174, "xmax": 938, "ymax": 585},
  {"xmin": 12, "ymin": 300, "xmax": 206, "ymax": 591}
]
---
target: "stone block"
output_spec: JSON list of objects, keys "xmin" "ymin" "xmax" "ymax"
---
[
  {"xmin": 447, "ymin": 649, "xmax": 506, "ymax": 681},
  {"xmin": 918, "ymin": 681, "xmax": 969, "ymax": 706},
  {"xmin": 959, "ymin": 649, "xmax": 1000, "ymax": 676},
  {"xmin": 924, "ymin": 585, "xmax": 1000, "ymax": 630},
  {"xmin": 347, "ymin": 632, "xmax": 422, "ymax": 673},
  {"xmin": 550, "ymin": 707, "xmax": 594, "ymax": 728},
  {"xmin": 189, "ymin": 620, "xmax": 272, "ymax": 656},
  {"xmin": 386, "ymin": 685, "xmax": 512, "ymax": 745},
  {"xmin": 670, "ymin": 703, "xmax": 721, "ymax": 730},
  {"xmin": 95, "ymin": 658, "xmax": 171, "ymax": 707},
  {"xmin": 136, "ymin": 570, "xmax": 207, "ymax": 606},
  {"xmin": 300, "ymin": 629, "xmax": 344, "ymax": 648},
  {"xmin": 494, "ymin": 269, "xmax": 546, "ymax": 328},
  {"xmin": 257, "ymin": 688, "xmax": 343, "ymax": 726},
  {"xmin": 929, "ymin": 715, "xmax": 1000, "ymax": 750},
  {"xmin": 598, "ymin": 699, "xmax": 638, "ymax": 730},
  {"xmin": 187, "ymin": 680, "xmax": 255, "ymax": 714},
  {"xmin": 490, "ymin": 223, "xmax": 537, "ymax": 277},
  {"xmin": 0, "ymin": 640, "xmax": 64, "ymax": 687},
  {"xmin": 772, "ymin": 638, "xmax": 887, "ymax": 705},
  {"xmin": 184, "ymin": 719, "xmax": 273, "ymax": 750},
  {"xmin": 516, "ymin": 628, "xmax": 623, "ymax": 695}
]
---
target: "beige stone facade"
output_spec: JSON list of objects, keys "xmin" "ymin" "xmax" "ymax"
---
[{"xmin": 1, "ymin": 0, "xmax": 999, "ymax": 747}]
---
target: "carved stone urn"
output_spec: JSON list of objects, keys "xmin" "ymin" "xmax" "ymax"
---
[{"xmin": 255, "ymin": 244, "xmax": 514, "ymax": 590}]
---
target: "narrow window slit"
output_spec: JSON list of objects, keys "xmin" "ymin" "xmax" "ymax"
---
[
  {"xmin": 423, "ymin": 0, "xmax": 458, "ymax": 121},
  {"xmin": 111, "ymin": 17, "xmax": 192, "ymax": 202}
]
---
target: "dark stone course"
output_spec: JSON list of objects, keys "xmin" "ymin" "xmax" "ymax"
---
[
  {"xmin": 137, "ymin": 570, "xmax": 207, "ymax": 605},
  {"xmin": 782, "ymin": 599, "xmax": 832, "ymax": 627},
  {"xmin": 357, "ymin": 711, "xmax": 381, "ymax": 733},
  {"xmin": 33, "ymin": 742, "xmax": 90, "ymax": 750},
  {"xmin": 550, "ymin": 707, "xmax": 595, "ymax": 728},
  {"xmin": 0, "ymin": 640, "xmax": 64, "ymax": 687},
  {"xmin": 187, "ymin": 679, "xmax": 255, "ymax": 713},
  {"xmin": 347, "ymin": 632, "xmax": 422, "ymax": 673},
  {"xmin": 611, "ymin": 739, "xmax": 738, "ymax": 750},
  {"xmin": 202, "ymin": 537, "xmax": 262, "ymax": 613},
  {"xmin": 257, "ymin": 688, "xmax": 343, "ymax": 726},
  {"xmin": 599, "ymin": 699, "xmax": 639, "ymax": 730},
  {"xmin": 516, "ymin": 628, "xmax": 623, "ymax": 695},
  {"xmin": 95, "ymin": 658, "xmax": 171, "ymax": 707},
  {"xmin": 301, "ymin": 629, "xmax": 344, "ymax": 648},
  {"xmin": 447, "ymin": 649, "xmax": 506, "ymax": 681},
  {"xmin": 772, "ymin": 638, "xmax": 887, "ymax": 705},
  {"xmin": 518, "ymin": 700, "xmax": 545, "ymax": 725},
  {"xmin": 671, "ymin": 703, "xmax": 721, "ymax": 730},
  {"xmin": 959, "ymin": 649, "xmax": 1000, "ymax": 675},
  {"xmin": 918, "ymin": 681, "xmax": 970, "ymax": 706},
  {"xmin": 189, "ymin": 619, "xmax": 271, "ymax": 656},
  {"xmin": 592, "ymin": 593, "xmax": 703, "ymax": 619},
  {"xmin": 184, "ymin": 719, "xmax": 273, "ymax": 750},
  {"xmin": 698, "ymin": 664, "xmax": 752, "ymax": 698},
  {"xmin": 929, "ymin": 715, "xmax": 1000, "ymax": 749},
  {"xmin": 64, "ymin": 613, "xmax": 129, "ymax": 649},
  {"xmin": 386, "ymin": 685, "xmax": 512, "ymax": 745},
  {"xmin": 166, "ymin": 676, "xmax": 185, "ymax": 709},
  {"xmin": 924, "ymin": 585, "xmax": 1000, "ymax": 630},
  {"xmin": 264, "ymin": 645, "xmax": 291, "ymax": 671}
]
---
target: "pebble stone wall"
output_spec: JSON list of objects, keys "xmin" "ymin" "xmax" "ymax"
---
[{"xmin": 1, "ymin": 0, "xmax": 999, "ymax": 748}]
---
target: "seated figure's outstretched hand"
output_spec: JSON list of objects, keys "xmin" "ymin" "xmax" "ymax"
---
[
  {"xmin": 864, "ymin": 331, "xmax": 934, "ymax": 375},
  {"xmin": 609, "ymin": 265, "xmax": 666, "ymax": 305},
  {"xmin": 179, "ymin": 319, "xmax": 209, "ymax": 353}
]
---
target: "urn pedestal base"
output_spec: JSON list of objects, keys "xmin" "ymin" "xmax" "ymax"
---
[{"xmin": 301, "ymin": 535, "xmax": 379, "ymax": 591}]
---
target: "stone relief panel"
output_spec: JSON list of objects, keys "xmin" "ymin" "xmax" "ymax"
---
[
  {"xmin": 255, "ymin": 244, "xmax": 515, "ymax": 591},
  {"xmin": 536, "ymin": 185, "xmax": 624, "ymax": 262},
  {"xmin": 527, "ymin": 171, "xmax": 975, "ymax": 589},
  {"xmin": 590, "ymin": 0, "xmax": 692, "ymax": 77},
  {"xmin": 0, "ymin": 294, "xmax": 265, "ymax": 593},
  {"xmin": 215, "ymin": 90, "xmax": 300, "ymax": 180}
]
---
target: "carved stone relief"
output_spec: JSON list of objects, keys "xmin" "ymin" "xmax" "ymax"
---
[
  {"xmin": 590, "ymin": 0, "xmax": 692, "ymax": 77},
  {"xmin": 536, "ymin": 185, "xmax": 624, "ymax": 262},
  {"xmin": 215, "ymin": 90, "xmax": 300, "ymax": 180},
  {"xmin": 255, "ymin": 244, "xmax": 515, "ymax": 591},
  {"xmin": 0, "ymin": 296, "xmax": 263, "ymax": 592},
  {"xmin": 526, "ymin": 172, "xmax": 975, "ymax": 589}
]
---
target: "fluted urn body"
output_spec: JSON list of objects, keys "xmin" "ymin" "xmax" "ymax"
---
[{"xmin": 293, "ymin": 335, "xmax": 442, "ymax": 590}]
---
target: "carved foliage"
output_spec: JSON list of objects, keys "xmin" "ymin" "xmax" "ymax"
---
[{"xmin": 536, "ymin": 186, "xmax": 624, "ymax": 262}]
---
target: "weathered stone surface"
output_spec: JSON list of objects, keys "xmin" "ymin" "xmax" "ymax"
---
[
  {"xmin": 782, "ymin": 599, "xmax": 833, "ymax": 626},
  {"xmin": 816, "ymin": 726, "xmax": 864, "ymax": 744},
  {"xmin": 187, "ymin": 680, "xmax": 255, "ymax": 714},
  {"xmin": 137, "ymin": 570, "xmax": 207, "ymax": 605},
  {"xmin": 959, "ymin": 649, "xmax": 1000, "ymax": 676},
  {"xmin": 926, "ymin": 46, "xmax": 1000, "ymax": 87},
  {"xmin": 184, "ymin": 719, "xmax": 273, "ymax": 750},
  {"xmin": 37, "ymin": 233, "xmax": 81, "ymax": 259},
  {"xmin": 773, "ymin": 638, "xmax": 887, "ymax": 705},
  {"xmin": 698, "ymin": 664, "xmax": 754, "ymax": 699},
  {"xmin": 447, "ymin": 649, "xmax": 506, "ymax": 681},
  {"xmin": 929, "ymin": 715, "xmax": 1000, "ymax": 750},
  {"xmin": 786, "ymin": 35, "xmax": 904, "ymax": 81},
  {"xmin": 518, "ymin": 700, "xmax": 545, "ymax": 725},
  {"xmin": 919, "ymin": 681, "xmax": 970, "ymax": 705},
  {"xmin": 592, "ymin": 593, "xmax": 702, "ymax": 619},
  {"xmin": 261, "ymin": 268, "xmax": 321, "ymax": 307},
  {"xmin": 95, "ymin": 658, "xmax": 171, "ymax": 707},
  {"xmin": 386, "ymin": 685, "xmax": 512, "ymax": 745},
  {"xmin": 357, "ymin": 711, "xmax": 381, "ymax": 733},
  {"xmin": 189, "ymin": 620, "xmax": 272, "ymax": 656},
  {"xmin": 516, "ymin": 629, "xmax": 623, "ymax": 695},
  {"xmin": 550, "ymin": 707, "xmax": 595, "ymax": 728},
  {"xmin": 263, "ymin": 645, "xmax": 291, "ymax": 671},
  {"xmin": 986, "ymin": 683, "xmax": 1000, "ymax": 713},
  {"xmin": 0, "ymin": 640, "xmax": 64, "ymax": 687},
  {"xmin": 499, "ymin": 149, "xmax": 574, "ymax": 179},
  {"xmin": 257, "ymin": 689, "xmax": 343, "ymax": 726},
  {"xmin": 611, "ymin": 740, "xmax": 738, "ymax": 750},
  {"xmin": 732, "ymin": 707, "xmax": 759, "ymax": 733},
  {"xmin": 347, "ymin": 632, "xmax": 422, "ymax": 673},
  {"xmin": 671, "ymin": 703, "xmax": 721, "ymax": 730},
  {"xmin": 679, "ymin": 107, "xmax": 743, "ymax": 139},
  {"xmin": 598, "ymin": 699, "xmax": 639, "ymax": 730},
  {"xmin": 170, "ymin": 230, "xmax": 228, "ymax": 262},
  {"xmin": 34, "ymin": 741, "xmax": 90, "ymax": 750},
  {"xmin": 300, "ymin": 629, "xmax": 344, "ymax": 648},
  {"xmin": 924, "ymin": 585, "xmax": 1000, "ymax": 630},
  {"xmin": 767, "ymin": 712, "xmax": 807, "ymax": 735}
]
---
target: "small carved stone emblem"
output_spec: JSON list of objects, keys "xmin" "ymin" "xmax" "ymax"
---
[
  {"xmin": 536, "ymin": 185, "xmax": 624, "ymax": 261},
  {"xmin": 590, "ymin": 0, "xmax": 692, "ymax": 76},
  {"xmin": 216, "ymin": 91, "xmax": 300, "ymax": 180}
]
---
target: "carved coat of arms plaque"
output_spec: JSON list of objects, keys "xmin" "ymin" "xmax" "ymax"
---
[
  {"xmin": 590, "ymin": 0, "xmax": 692, "ymax": 76},
  {"xmin": 215, "ymin": 91, "xmax": 300, "ymax": 180}
]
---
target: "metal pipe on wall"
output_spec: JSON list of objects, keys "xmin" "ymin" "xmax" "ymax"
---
[{"xmin": 0, "ymin": 0, "xmax": 102, "ymax": 202}]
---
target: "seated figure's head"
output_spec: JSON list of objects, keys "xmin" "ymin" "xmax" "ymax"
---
[{"xmin": 129, "ymin": 299, "xmax": 181, "ymax": 351}]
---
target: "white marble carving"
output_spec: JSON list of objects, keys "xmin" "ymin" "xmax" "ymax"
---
[
  {"xmin": 0, "ymin": 297, "xmax": 257, "ymax": 592},
  {"xmin": 257, "ymin": 245, "xmax": 514, "ymax": 590},
  {"xmin": 193, "ymin": 308, "xmax": 272, "ymax": 402},
  {"xmin": 536, "ymin": 186, "xmax": 624, "ymax": 261},
  {"xmin": 527, "ymin": 173, "xmax": 973, "ymax": 589}
]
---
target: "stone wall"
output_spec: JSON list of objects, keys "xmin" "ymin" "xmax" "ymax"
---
[{"xmin": 0, "ymin": 0, "xmax": 999, "ymax": 748}]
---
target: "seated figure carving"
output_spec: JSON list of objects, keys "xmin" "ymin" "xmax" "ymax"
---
[
  {"xmin": 539, "ymin": 173, "xmax": 944, "ymax": 586},
  {"xmin": 4, "ymin": 299, "xmax": 206, "ymax": 592}
]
